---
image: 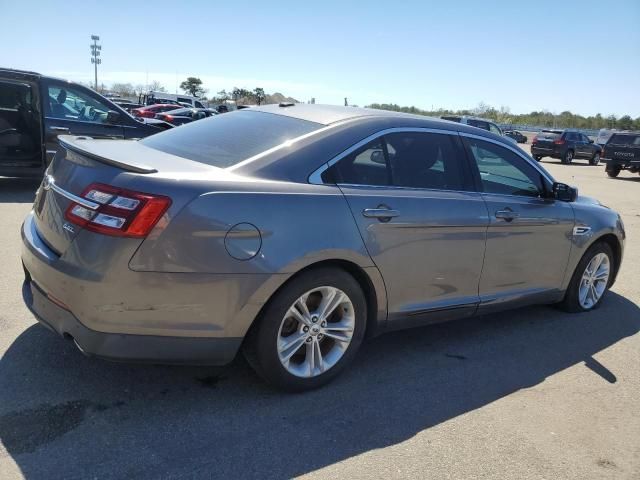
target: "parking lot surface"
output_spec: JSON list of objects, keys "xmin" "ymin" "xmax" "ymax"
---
[{"xmin": 1, "ymin": 149, "xmax": 639, "ymax": 479}]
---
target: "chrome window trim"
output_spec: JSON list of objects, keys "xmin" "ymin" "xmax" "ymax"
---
[{"xmin": 308, "ymin": 127, "xmax": 459, "ymax": 185}]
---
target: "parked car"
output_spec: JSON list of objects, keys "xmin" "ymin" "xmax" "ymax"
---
[
  {"xmin": 0, "ymin": 68, "xmax": 169, "ymax": 177},
  {"xmin": 139, "ymin": 92, "xmax": 206, "ymax": 109},
  {"xmin": 531, "ymin": 129, "xmax": 602, "ymax": 165},
  {"xmin": 21, "ymin": 105, "xmax": 624, "ymax": 391},
  {"xmin": 504, "ymin": 130, "xmax": 527, "ymax": 143},
  {"xmin": 112, "ymin": 100, "xmax": 143, "ymax": 113},
  {"xmin": 440, "ymin": 115, "xmax": 517, "ymax": 144},
  {"xmin": 602, "ymin": 131, "xmax": 640, "ymax": 177},
  {"xmin": 155, "ymin": 107, "xmax": 218, "ymax": 126},
  {"xmin": 132, "ymin": 104, "xmax": 183, "ymax": 119}
]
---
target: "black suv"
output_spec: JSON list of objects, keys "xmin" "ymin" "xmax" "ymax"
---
[
  {"xmin": 531, "ymin": 129, "xmax": 602, "ymax": 165},
  {"xmin": 0, "ymin": 68, "xmax": 169, "ymax": 177},
  {"xmin": 602, "ymin": 132, "xmax": 640, "ymax": 178}
]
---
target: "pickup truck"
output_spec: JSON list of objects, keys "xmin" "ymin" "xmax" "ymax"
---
[
  {"xmin": 602, "ymin": 132, "xmax": 640, "ymax": 178},
  {"xmin": 0, "ymin": 68, "xmax": 170, "ymax": 177}
]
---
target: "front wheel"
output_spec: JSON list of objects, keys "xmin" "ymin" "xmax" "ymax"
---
[
  {"xmin": 559, "ymin": 242, "xmax": 613, "ymax": 313},
  {"xmin": 243, "ymin": 267, "xmax": 367, "ymax": 391},
  {"xmin": 590, "ymin": 153, "xmax": 601, "ymax": 166}
]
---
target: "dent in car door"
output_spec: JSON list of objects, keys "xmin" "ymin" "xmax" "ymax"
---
[
  {"xmin": 327, "ymin": 130, "xmax": 489, "ymax": 327},
  {"xmin": 463, "ymin": 136, "xmax": 574, "ymax": 310}
]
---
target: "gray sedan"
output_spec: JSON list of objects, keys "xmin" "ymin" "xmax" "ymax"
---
[{"xmin": 21, "ymin": 104, "xmax": 625, "ymax": 391}]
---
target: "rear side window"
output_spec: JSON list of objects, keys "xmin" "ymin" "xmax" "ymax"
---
[
  {"xmin": 326, "ymin": 132, "xmax": 469, "ymax": 191},
  {"xmin": 142, "ymin": 110, "xmax": 322, "ymax": 168},
  {"xmin": 608, "ymin": 134, "xmax": 640, "ymax": 146},
  {"xmin": 468, "ymin": 119, "xmax": 490, "ymax": 131}
]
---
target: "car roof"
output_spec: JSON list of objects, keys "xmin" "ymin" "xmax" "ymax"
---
[{"xmin": 250, "ymin": 103, "xmax": 461, "ymax": 127}]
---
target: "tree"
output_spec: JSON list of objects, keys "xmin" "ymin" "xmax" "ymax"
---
[
  {"xmin": 180, "ymin": 77, "xmax": 205, "ymax": 97},
  {"xmin": 618, "ymin": 115, "xmax": 633, "ymax": 130},
  {"xmin": 110, "ymin": 82, "xmax": 135, "ymax": 97},
  {"xmin": 148, "ymin": 80, "xmax": 167, "ymax": 93},
  {"xmin": 253, "ymin": 87, "xmax": 266, "ymax": 105}
]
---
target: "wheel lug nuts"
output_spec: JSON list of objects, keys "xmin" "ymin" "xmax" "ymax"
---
[
  {"xmin": 306, "ymin": 337, "xmax": 312, "ymax": 343},
  {"xmin": 311, "ymin": 316, "xmax": 318, "ymax": 323},
  {"xmin": 318, "ymin": 334, "xmax": 323, "ymax": 340},
  {"xmin": 303, "ymin": 326, "xmax": 309, "ymax": 332},
  {"xmin": 321, "ymin": 321, "xmax": 326, "ymax": 327}
]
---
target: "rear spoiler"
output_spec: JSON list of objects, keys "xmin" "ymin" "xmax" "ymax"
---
[{"xmin": 58, "ymin": 136, "xmax": 158, "ymax": 174}]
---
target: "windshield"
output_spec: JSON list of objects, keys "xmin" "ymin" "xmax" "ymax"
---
[
  {"xmin": 141, "ymin": 110, "xmax": 323, "ymax": 168},
  {"xmin": 608, "ymin": 134, "xmax": 640, "ymax": 146}
]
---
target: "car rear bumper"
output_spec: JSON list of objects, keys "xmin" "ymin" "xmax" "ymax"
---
[
  {"xmin": 22, "ymin": 276, "xmax": 241, "ymax": 365},
  {"xmin": 531, "ymin": 145, "xmax": 559, "ymax": 158},
  {"xmin": 604, "ymin": 158, "xmax": 640, "ymax": 169},
  {"xmin": 20, "ymin": 210, "xmax": 257, "ymax": 365}
]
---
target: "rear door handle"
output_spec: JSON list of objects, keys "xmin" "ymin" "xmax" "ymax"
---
[
  {"xmin": 363, "ymin": 207, "xmax": 400, "ymax": 221},
  {"xmin": 50, "ymin": 126, "xmax": 70, "ymax": 133},
  {"xmin": 495, "ymin": 208, "xmax": 519, "ymax": 222}
]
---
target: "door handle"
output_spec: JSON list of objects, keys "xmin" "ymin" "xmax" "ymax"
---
[
  {"xmin": 50, "ymin": 126, "xmax": 70, "ymax": 133},
  {"xmin": 495, "ymin": 208, "xmax": 519, "ymax": 222},
  {"xmin": 363, "ymin": 207, "xmax": 400, "ymax": 221}
]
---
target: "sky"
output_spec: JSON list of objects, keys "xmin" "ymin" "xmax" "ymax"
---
[{"xmin": 1, "ymin": 0, "xmax": 639, "ymax": 117}]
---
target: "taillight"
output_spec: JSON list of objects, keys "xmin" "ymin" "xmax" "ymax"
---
[
  {"xmin": 532, "ymin": 135, "xmax": 538, "ymax": 144},
  {"xmin": 164, "ymin": 115, "xmax": 173, "ymax": 121},
  {"xmin": 64, "ymin": 183, "xmax": 171, "ymax": 238},
  {"xmin": 601, "ymin": 147, "xmax": 607, "ymax": 158},
  {"xmin": 553, "ymin": 139, "xmax": 565, "ymax": 145}
]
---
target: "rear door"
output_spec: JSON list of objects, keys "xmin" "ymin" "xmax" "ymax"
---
[
  {"xmin": 463, "ymin": 135, "xmax": 574, "ymax": 310},
  {"xmin": 42, "ymin": 79, "xmax": 125, "ymax": 164},
  {"xmin": 328, "ymin": 129, "xmax": 489, "ymax": 326}
]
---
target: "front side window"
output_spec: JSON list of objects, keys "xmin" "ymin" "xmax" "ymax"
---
[
  {"xmin": 326, "ymin": 139, "xmax": 389, "ymax": 186},
  {"xmin": 466, "ymin": 138, "xmax": 543, "ymax": 197},
  {"xmin": 45, "ymin": 83, "xmax": 113, "ymax": 124},
  {"xmin": 489, "ymin": 123, "xmax": 502, "ymax": 135}
]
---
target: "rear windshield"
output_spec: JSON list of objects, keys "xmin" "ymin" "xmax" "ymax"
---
[
  {"xmin": 536, "ymin": 132, "xmax": 560, "ymax": 140},
  {"xmin": 141, "ymin": 110, "xmax": 322, "ymax": 168},
  {"xmin": 608, "ymin": 134, "xmax": 640, "ymax": 146}
]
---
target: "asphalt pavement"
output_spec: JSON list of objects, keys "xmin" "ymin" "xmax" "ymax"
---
[{"xmin": 0, "ymin": 150, "xmax": 638, "ymax": 479}]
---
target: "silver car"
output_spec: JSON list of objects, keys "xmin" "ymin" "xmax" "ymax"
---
[{"xmin": 21, "ymin": 104, "xmax": 625, "ymax": 391}]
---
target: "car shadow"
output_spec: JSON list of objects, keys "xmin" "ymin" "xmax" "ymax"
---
[
  {"xmin": 0, "ymin": 177, "xmax": 40, "ymax": 203},
  {"xmin": 0, "ymin": 293, "xmax": 638, "ymax": 479}
]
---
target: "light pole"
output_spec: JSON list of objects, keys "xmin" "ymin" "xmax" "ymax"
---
[{"xmin": 90, "ymin": 35, "xmax": 102, "ymax": 90}]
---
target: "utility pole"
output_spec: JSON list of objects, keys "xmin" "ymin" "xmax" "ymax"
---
[{"xmin": 90, "ymin": 35, "xmax": 102, "ymax": 90}]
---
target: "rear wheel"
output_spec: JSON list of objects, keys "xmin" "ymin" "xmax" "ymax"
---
[
  {"xmin": 590, "ymin": 153, "xmax": 601, "ymax": 166},
  {"xmin": 559, "ymin": 242, "xmax": 613, "ymax": 313},
  {"xmin": 606, "ymin": 166, "xmax": 621, "ymax": 178},
  {"xmin": 244, "ymin": 267, "xmax": 366, "ymax": 391},
  {"xmin": 562, "ymin": 149, "xmax": 574, "ymax": 164}
]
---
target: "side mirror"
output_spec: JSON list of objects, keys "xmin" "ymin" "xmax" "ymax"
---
[
  {"xmin": 553, "ymin": 182, "xmax": 578, "ymax": 202},
  {"xmin": 106, "ymin": 110, "xmax": 121, "ymax": 124},
  {"xmin": 370, "ymin": 150, "xmax": 385, "ymax": 164},
  {"xmin": 589, "ymin": 139, "xmax": 594, "ymax": 143}
]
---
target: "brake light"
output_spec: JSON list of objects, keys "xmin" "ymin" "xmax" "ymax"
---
[
  {"xmin": 601, "ymin": 147, "xmax": 607, "ymax": 159},
  {"xmin": 532, "ymin": 135, "xmax": 538, "ymax": 144},
  {"xmin": 164, "ymin": 115, "xmax": 173, "ymax": 121},
  {"xmin": 553, "ymin": 139, "xmax": 565, "ymax": 145},
  {"xmin": 65, "ymin": 183, "xmax": 171, "ymax": 238}
]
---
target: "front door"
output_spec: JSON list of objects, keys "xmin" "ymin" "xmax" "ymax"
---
[
  {"xmin": 328, "ymin": 130, "xmax": 489, "ymax": 327},
  {"xmin": 42, "ymin": 80, "xmax": 124, "ymax": 164},
  {"xmin": 463, "ymin": 136, "xmax": 574, "ymax": 311}
]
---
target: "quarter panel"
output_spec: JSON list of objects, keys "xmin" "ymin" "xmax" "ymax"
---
[{"xmin": 130, "ymin": 183, "xmax": 375, "ymax": 275}]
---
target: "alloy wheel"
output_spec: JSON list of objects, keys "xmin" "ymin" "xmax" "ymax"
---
[
  {"xmin": 578, "ymin": 253, "xmax": 610, "ymax": 309},
  {"xmin": 277, "ymin": 286, "xmax": 355, "ymax": 378}
]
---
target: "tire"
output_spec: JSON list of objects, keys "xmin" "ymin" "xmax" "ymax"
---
[
  {"xmin": 606, "ymin": 167, "xmax": 621, "ymax": 178},
  {"xmin": 562, "ymin": 149, "xmax": 574, "ymax": 164},
  {"xmin": 559, "ymin": 242, "xmax": 614, "ymax": 313},
  {"xmin": 590, "ymin": 153, "xmax": 601, "ymax": 166},
  {"xmin": 243, "ymin": 267, "xmax": 367, "ymax": 391}
]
